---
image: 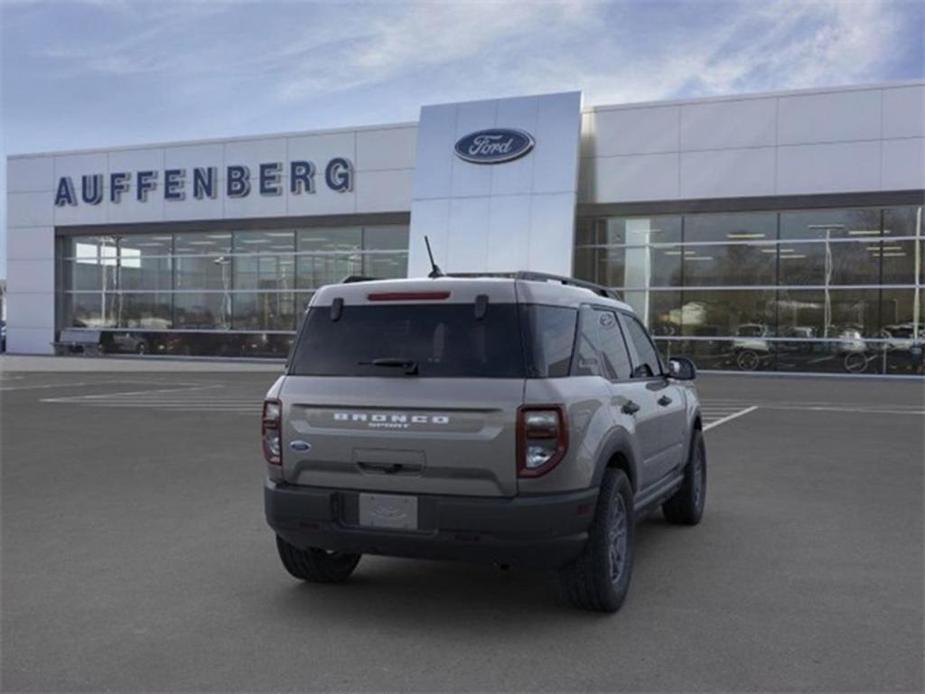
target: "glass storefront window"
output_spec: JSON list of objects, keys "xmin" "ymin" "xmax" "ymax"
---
[
  {"xmin": 777, "ymin": 288, "xmax": 881, "ymax": 338},
  {"xmin": 234, "ymin": 254, "xmax": 295, "ymax": 290},
  {"xmin": 119, "ymin": 293, "xmax": 173, "ymax": 329},
  {"xmin": 678, "ymin": 290, "xmax": 777, "ymax": 338},
  {"xmin": 776, "ymin": 240, "xmax": 882, "ymax": 285},
  {"xmin": 683, "ymin": 212, "xmax": 777, "ymax": 243},
  {"xmin": 174, "ymin": 231, "xmax": 232, "ymax": 255},
  {"xmin": 55, "ymin": 224, "xmax": 409, "ymax": 355},
  {"xmin": 233, "ymin": 292, "xmax": 296, "ymax": 331},
  {"xmin": 681, "ymin": 244, "xmax": 776, "ymax": 286},
  {"xmin": 235, "ymin": 230, "xmax": 294, "ymax": 254},
  {"xmin": 175, "ymin": 255, "xmax": 232, "ymax": 290},
  {"xmin": 174, "ymin": 292, "xmax": 231, "ymax": 330},
  {"xmin": 63, "ymin": 293, "xmax": 118, "ymax": 329},
  {"xmin": 575, "ymin": 216, "xmax": 682, "ymax": 246},
  {"xmin": 780, "ymin": 208, "xmax": 883, "ymax": 240}
]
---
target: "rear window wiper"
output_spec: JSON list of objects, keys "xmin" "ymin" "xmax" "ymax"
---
[{"xmin": 358, "ymin": 357, "xmax": 419, "ymax": 375}]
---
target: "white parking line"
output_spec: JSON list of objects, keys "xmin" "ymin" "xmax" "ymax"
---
[
  {"xmin": 760, "ymin": 405, "xmax": 925, "ymax": 416},
  {"xmin": 703, "ymin": 405, "xmax": 759, "ymax": 431}
]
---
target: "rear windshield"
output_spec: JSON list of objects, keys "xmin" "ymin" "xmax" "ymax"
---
[
  {"xmin": 289, "ymin": 303, "xmax": 526, "ymax": 378},
  {"xmin": 289, "ymin": 302, "xmax": 582, "ymax": 379}
]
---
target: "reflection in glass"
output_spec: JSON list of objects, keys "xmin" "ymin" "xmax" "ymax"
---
[
  {"xmin": 234, "ymin": 254, "xmax": 295, "ymax": 290},
  {"xmin": 681, "ymin": 244, "xmax": 775, "ymax": 286},
  {"xmin": 683, "ymin": 212, "xmax": 776, "ymax": 243},
  {"xmin": 174, "ymin": 292, "xmax": 231, "ymax": 330},
  {"xmin": 120, "ymin": 293, "xmax": 172, "ymax": 329},
  {"xmin": 174, "ymin": 232, "xmax": 232, "ymax": 255},
  {"xmin": 780, "ymin": 208, "xmax": 882, "ymax": 240},
  {"xmin": 678, "ymin": 290, "xmax": 776, "ymax": 337},
  {"xmin": 778, "ymin": 288, "xmax": 880, "ymax": 338},
  {"xmin": 175, "ymin": 255, "xmax": 232, "ymax": 291},
  {"xmin": 233, "ymin": 292, "xmax": 296, "ymax": 331}
]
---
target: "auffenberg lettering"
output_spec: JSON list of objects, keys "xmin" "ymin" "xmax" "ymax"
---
[{"xmin": 54, "ymin": 157, "xmax": 354, "ymax": 206}]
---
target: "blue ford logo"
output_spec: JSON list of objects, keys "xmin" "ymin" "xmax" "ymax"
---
[
  {"xmin": 289, "ymin": 440, "xmax": 311, "ymax": 452},
  {"xmin": 454, "ymin": 128, "xmax": 535, "ymax": 164}
]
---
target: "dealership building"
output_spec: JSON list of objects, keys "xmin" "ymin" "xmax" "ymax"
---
[{"xmin": 5, "ymin": 81, "xmax": 924, "ymax": 374}]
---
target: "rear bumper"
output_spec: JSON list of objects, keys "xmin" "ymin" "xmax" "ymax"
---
[{"xmin": 265, "ymin": 480, "xmax": 598, "ymax": 569}]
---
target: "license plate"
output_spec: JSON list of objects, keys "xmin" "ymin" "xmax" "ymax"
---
[{"xmin": 358, "ymin": 493, "xmax": 418, "ymax": 530}]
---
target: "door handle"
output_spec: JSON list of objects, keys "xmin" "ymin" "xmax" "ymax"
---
[
  {"xmin": 622, "ymin": 400, "xmax": 640, "ymax": 415},
  {"xmin": 657, "ymin": 395, "xmax": 673, "ymax": 407}
]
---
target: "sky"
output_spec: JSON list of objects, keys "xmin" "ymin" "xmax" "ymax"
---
[{"xmin": 1, "ymin": 0, "xmax": 924, "ymax": 277}]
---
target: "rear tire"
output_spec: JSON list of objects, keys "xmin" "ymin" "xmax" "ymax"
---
[
  {"xmin": 662, "ymin": 430, "xmax": 706, "ymax": 525},
  {"xmin": 275, "ymin": 536, "xmax": 361, "ymax": 583},
  {"xmin": 558, "ymin": 469, "xmax": 635, "ymax": 613}
]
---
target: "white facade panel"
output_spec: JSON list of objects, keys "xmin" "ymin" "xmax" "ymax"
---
[
  {"xmin": 163, "ymin": 142, "xmax": 225, "ymax": 172},
  {"xmin": 6, "ymin": 291, "xmax": 55, "ymax": 329},
  {"xmin": 777, "ymin": 140, "xmax": 882, "ymax": 194},
  {"xmin": 355, "ymin": 168, "xmax": 414, "ymax": 213},
  {"xmin": 410, "ymin": 103, "xmax": 456, "ymax": 200},
  {"xmin": 778, "ymin": 89, "xmax": 882, "ymax": 145},
  {"xmin": 407, "ymin": 198, "xmax": 450, "ymax": 276},
  {"xmin": 680, "ymin": 147, "xmax": 776, "ymax": 199},
  {"xmin": 680, "ymin": 98, "xmax": 776, "ymax": 150},
  {"xmin": 579, "ymin": 112, "xmax": 596, "ymax": 159},
  {"xmin": 589, "ymin": 106, "xmax": 679, "ymax": 157},
  {"xmin": 485, "ymin": 195, "xmax": 531, "ymax": 272},
  {"xmin": 532, "ymin": 92, "xmax": 582, "ymax": 195},
  {"xmin": 882, "ymin": 138, "xmax": 925, "ymax": 191},
  {"xmin": 7, "ymin": 259, "xmax": 54, "ymax": 295},
  {"xmin": 445, "ymin": 197, "xmax": 491, "ymax": 273},
  {"xmin": 6, "ymin": 327, "xmax": 55, "ymax": 355},
  {"xmin": 883, "ymin": 86, "xmax": 925, "ymax": 140},
  {"xmin": 223, "ymin": 137, "xmax": 288, "ymax": 169},
  {"xmin": 108, "ymin": 147, "xmax": 165, "ymax": 177},
  {"xmin": 53, "ymin": 152, "xmax": 109, "ymax": 182},
  {"xmin": 5, "ymin": 226, "xmax": 54, "ymax": 261},
  {"xmin": 8, "ymin": 191, "xmax": 54, "ymax": 227},
  {"xmin": 356, "ymin": 126, "xmax": 417, "ymax": 171},
  {"xmin": 7, "ymin": 156, "xmax": 53, "ymax": 193},
  {"xmin": 528, "ymin": 193, "xmax": 576, "ymax": 275},
  {"xmin": 591, "ymin": 152, "xmax": 680, "ymax": 202}
]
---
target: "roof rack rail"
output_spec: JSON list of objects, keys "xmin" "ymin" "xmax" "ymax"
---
[
  {"xmin": 340, "ymin": 275, "xmax": 381, "ymax": 284},
  {"xmin": 445, "ymin": 271, "xmax": 621, "ymax": 301},
  {"xmin": 515, "ymin": 272, "xmax": 622, "ymax": 301}
]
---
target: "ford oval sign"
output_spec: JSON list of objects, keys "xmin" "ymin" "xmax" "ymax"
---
[{"xmin": 454, "ymin": 128, "xmax": 535, "ymax": 164}]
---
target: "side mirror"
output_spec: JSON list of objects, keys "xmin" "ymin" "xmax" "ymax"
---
[{"xmin": 669, "ymin": 357, "xmax": 696, "ymax": 380}]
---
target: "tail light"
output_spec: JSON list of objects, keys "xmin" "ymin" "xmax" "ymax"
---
[
  {"xmin": 262, "ymin": 399, "xmax": 282, "ymax": 465},
  {"xmin": 517, "ymin": 405, "xmax": 568, "ymax": 477}
]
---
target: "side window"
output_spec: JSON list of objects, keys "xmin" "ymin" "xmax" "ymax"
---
[
  {"xmin": 574, "ymin": 308, "xmax": 607, "ymax": 377},
  {"xmin": 596, "ymin": 310, "xmax": 632, "ymax": 380},
  {"xmin": 621, "ymin": 314, "xmax": 663, "ymax": 378},
  {"xmin": 573, "ymin": 307, "xmax": 632, "ymax": 379}
]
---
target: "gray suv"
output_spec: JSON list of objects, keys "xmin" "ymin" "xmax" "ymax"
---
[{"xmin": 263, "ymin": 273, "xmax": 705, "ymax": 612}]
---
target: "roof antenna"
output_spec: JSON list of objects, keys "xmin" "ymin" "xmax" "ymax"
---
[{"xmin": 424, "ymin": 235, "xmax": 444, "ymax": 278}]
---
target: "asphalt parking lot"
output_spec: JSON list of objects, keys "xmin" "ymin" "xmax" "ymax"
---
[{"xmin": 1, "ymin": 360, "xmax": 923, "ymax": 692}]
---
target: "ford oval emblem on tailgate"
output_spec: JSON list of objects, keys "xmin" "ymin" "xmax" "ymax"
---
[
  {"xmin": 289, "ymin": 440, "xmax": 311, "ymax": 452},
  {"xmin": 454, "ymin": 128, "xmax": 534, "ymax": 164}
]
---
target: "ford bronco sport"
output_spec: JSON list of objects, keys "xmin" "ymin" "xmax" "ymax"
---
[{"xmin": 263, "ymin": 272, "xmax": 704, "ymax": 612}]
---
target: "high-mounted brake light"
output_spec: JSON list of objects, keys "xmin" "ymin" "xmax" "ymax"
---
[
  {"xmin": 262, "ymin": 399, "xmax": 282, "ymax": 465},
  {"xmin": 367, "ymin": 291, "xmax": 451, "ymax": 301},
  {"xmin": 517, "ymin": 405, "xmax": 569, "ymax": 478}
]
